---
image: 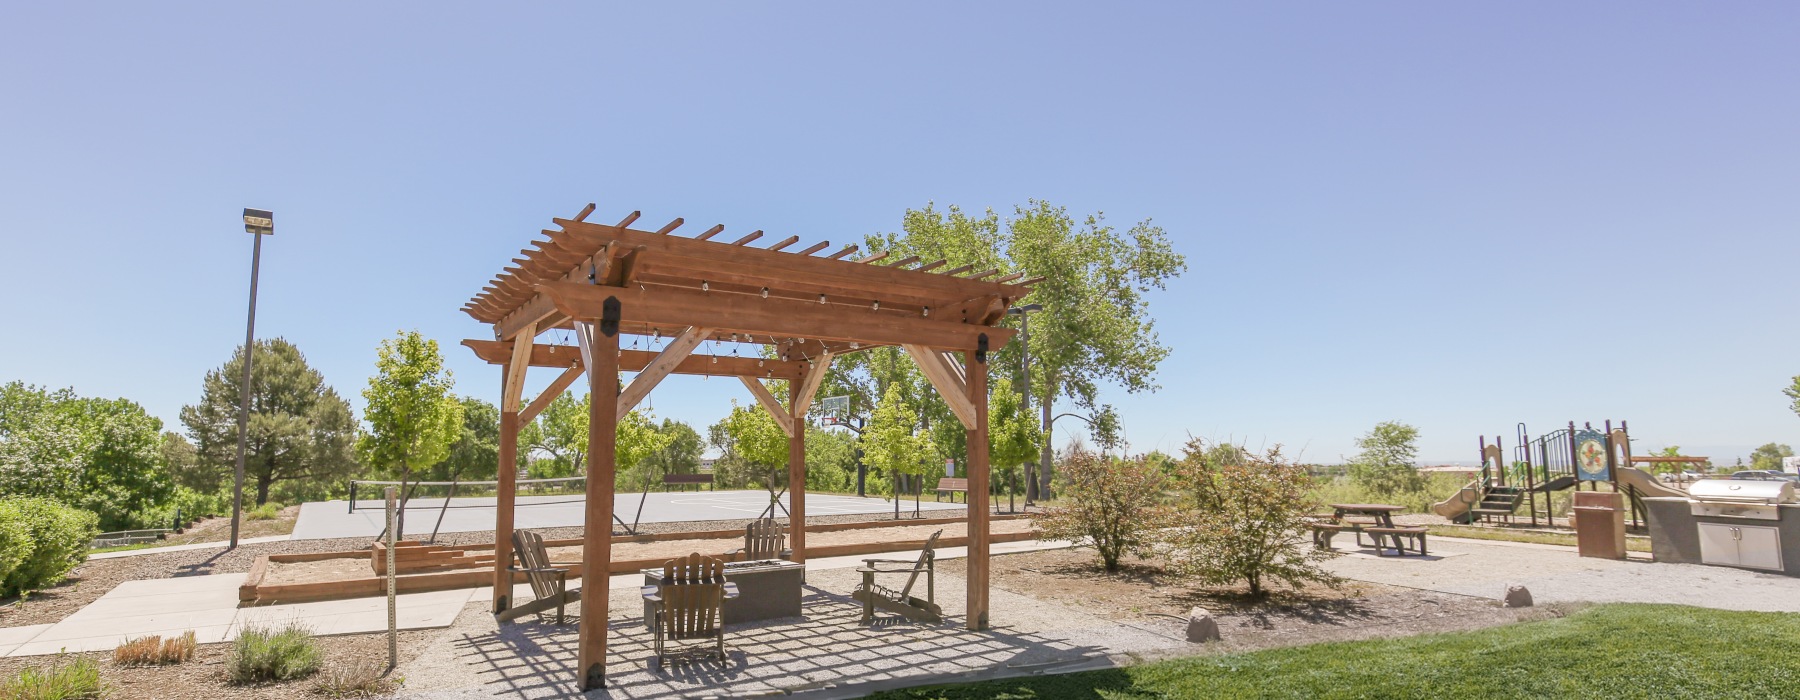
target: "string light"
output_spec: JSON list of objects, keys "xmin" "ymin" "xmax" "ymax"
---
[
  {"xmin": 922, "ymin": 306, "xmax": 930, "ymax": 317},
  {"xmin": 702, "ymin": 281, "xmax": 710, "ymax": 292},
  {"xmin": 871, "ymin": 301, "xmax": 880, "ymax": 311},
  {"xmin": 818, "ymin": 294, "xmax": 826, "ymax": 304},
  {"xmin": 760, "ymin": 287, "xmax": 769, "ymax": 298}
]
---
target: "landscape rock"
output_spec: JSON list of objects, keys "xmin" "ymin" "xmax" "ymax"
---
[
  {"xmin": 1186, "ymin": 607, "xmax": 1221, "ymax": 642},
  {"xmin": 1503, "ymin": 584, "xmax": 1534, "ymax": 608}
]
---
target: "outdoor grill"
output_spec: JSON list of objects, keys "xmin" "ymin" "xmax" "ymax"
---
[{"xmin": 1686, "ymin": 479, "xmax": 1798, "ymax": 521}]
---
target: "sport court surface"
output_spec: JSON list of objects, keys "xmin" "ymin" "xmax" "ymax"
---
[{"xmin": 292, "ymin": 490, "xmax": 961, "ymax": 540}]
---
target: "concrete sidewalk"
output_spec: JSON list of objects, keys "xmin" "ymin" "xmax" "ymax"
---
[
  {"xmin": 90, "ymin": 534, "xmax": 291, "ymax": 560},
  {"xmin": 0, "ymin": 574, "xmax": 476, "ymax": 657}
]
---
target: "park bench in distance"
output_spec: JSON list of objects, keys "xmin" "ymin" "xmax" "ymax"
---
[
  {"xmin": 934, "ymin": 477, "xmax": 968, "ymax": 502},
  {"xmin": 663, "ymin": 473, "xmax": 713, "ymax": 491}
]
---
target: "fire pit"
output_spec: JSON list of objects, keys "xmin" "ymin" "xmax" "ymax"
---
[
  {"xmin": 640, "ymin": 559, "xmax": 805, "ymax": 628},
  {"xmin": 1644, "ymin": 479, "xmax": 1800, "ymax": 575}
]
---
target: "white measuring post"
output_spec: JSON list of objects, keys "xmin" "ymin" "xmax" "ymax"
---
[{"xmin": 385, "ymin": 485, "xmax": 398, "ymax": 671}]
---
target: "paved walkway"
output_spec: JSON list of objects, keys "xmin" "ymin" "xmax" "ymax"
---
[
  {"xmin": 0, "ymin": 574, "xmax": 476, "ymax": 657},
  {"xmin": 90, "ymin": 534, "xmax": 291, "ymax": 560},
  {"xmin": 293, "ymin": 491, "xmax": 960, "ymax": 540},
  {"xmin": 1322, "ymin": 536, "xmax": 1800, "ymax": 612}
]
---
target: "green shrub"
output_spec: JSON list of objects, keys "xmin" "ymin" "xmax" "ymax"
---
[
  {"xmin": 0, "ymin": 654, "xmax": 104, "ymax": 699},
  {"xmin": 228, "ymin": 620, "xmax": 321, "ymax": 684},
  {"xmin": 0, "ymin": 498, "xmax": 99, "ymax": 597},
  {"xmin": 245, "ymin": 502, "xmax": 283, "ymax": 521}
]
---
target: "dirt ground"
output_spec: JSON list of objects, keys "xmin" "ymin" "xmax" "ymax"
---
[
  {"xmin": 160, "ymin": 506, "xmax": 300, "ymax": 545},
  {"xmin": 0, "ymin": 622, "xmax": 441, "ymax": 700},
  {"xmin": 941, "ymin": 547, "xmax": 1565, "ymax": 656},
  {"xmin": 260, "ymin": 518, "xmax": 1036, "ymax": 587}
]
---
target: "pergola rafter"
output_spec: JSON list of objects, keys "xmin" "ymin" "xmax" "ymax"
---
[{"xmin": 462, "ymin": 204, "xmax": 1027, "ymax": 690}]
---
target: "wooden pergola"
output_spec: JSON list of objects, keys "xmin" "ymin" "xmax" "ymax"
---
[{"xmin": 460, "ymin": 204, "xmax": 1035, "ymax": 689}]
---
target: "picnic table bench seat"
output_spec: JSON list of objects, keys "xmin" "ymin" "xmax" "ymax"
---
[{"xmin": 1362, "ymin": 526, "xmax": 1429, "ymax": 556}]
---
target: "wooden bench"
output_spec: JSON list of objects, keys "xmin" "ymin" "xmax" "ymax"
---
[
  {"xmin": 1310, "ymin": 522, "xmax": 1350, "ymax": 549},
  {"xmin": 663, "ymin": 473, "xmax": 713, "ymax": 492},
  {"xmin": 1363, "ymin": 526, "xmax": 1428, "ymax": 556},
  {"xmin": 934, "ymin": 478, "xmax": 968, "ymax": 502}
]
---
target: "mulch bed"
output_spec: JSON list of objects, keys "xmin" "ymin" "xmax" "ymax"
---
[
  {"xmin": 940, "ymin": 547, "xmax": 1565, "ymax": 656},
  {"xmin": 0, "ymin": 619, "xmax": 445, "ymax": 700}
]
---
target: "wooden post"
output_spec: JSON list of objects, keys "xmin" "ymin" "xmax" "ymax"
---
[
  {"xmin": 788, "ymin": 381, "xmax": 807, "ymax": 564},
  {"xmin": 494, "ymin": 328, "xmax": 533, "ymax": 613},
  {"xmin": 493, "ymin": 376, "xmax": 519, "ymax": 613},
  {"xmin": 964, "ymin": 339, "xmax": 991, "ymax": 630},
  {"xmin": 578, "ymin": 317, "xmax": 620, "ymax": 691}
]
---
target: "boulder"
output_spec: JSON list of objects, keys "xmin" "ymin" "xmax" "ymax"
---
[
  {"xmin": 1185, "ymin": 607, "xmax": 1221, "ymax": 643},
  {"xmin": 1503, "ymin": 585, "xmax": 1533, "ymax": 608}
]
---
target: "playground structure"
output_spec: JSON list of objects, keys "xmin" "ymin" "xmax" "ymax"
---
[{"xmin": 1433, "ymin": 420, "xmax": 1686, "ymax": 528}]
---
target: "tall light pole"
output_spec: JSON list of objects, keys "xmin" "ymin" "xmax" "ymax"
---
[
  {"xmin": 230, "ymin": 208, "xmax": 274, "ymax": 549},
  {"xmin": 1006, "ymin": 304, "xmax": 1042, "ymax": 504}
]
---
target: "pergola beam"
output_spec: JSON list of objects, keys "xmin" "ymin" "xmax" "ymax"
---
[
  {"xmin": 903, "ymin": 344, "xmax": 976, "ymax": 429},
  {"xmin": 502, "ymin": 325, "xmax": 536, "ymax": 412},
  {"xmin": 541, "ymin": 282, "xmax": 1015, "ymax": 351},
  {"xmin": 520, "ymin": 363, "xmax": 583, "ymax": 424},
  {"xmin": 617, "ymin": 326, "xmax": 711, "ymax": 415},
  {"xmin": 738, "ymin": 376, "xmax": 795, "ymax": 438},
  {"xmin": 463, "ymin": 339, "xmax": 811, "ymax": 380}
]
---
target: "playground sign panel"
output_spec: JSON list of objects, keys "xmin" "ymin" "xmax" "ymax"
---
[{"xmin": 1574, "ymin": 429, "xmax": 1611, "ymax": 482}]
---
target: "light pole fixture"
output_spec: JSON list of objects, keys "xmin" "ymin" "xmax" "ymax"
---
[
  {"xmin": 1006, "ymin": 304, "xmax": 1043, "ymax": 506},
  {"xmin": 230, "ymin": 208, "xmax": 274, "ymax": 549}
]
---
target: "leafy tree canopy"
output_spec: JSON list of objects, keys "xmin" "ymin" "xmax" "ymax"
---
[
  {"xmin": 357, "ymin": 330, "xmax": 462, "ymax": 486},
  {"xmin": 179, "ymin": 338, "xmax": 359, "ymax": 506},
  {"xmin": 1750, "ymin": 443, "xmax": 1794, "ymax": 472},
  {"xmin": 0, "ymin": 382, "xmax": 172, "ymax": 529}
]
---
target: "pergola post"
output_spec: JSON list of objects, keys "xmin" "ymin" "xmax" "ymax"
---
[
  {"xmin": 493, "ymin": 329, "xmax": 533, "ymax": 614},
  {"xmin": 788, "ymin": 381, "xmax": 807, "ymax": 563},
  {"xmin": 492, "ymin": 406, "xmax": 519, "ymax": 612},
  {"xmin": 577, "ymin": 319, "xmax": 620, "ymax": 690},
  {"xmin": 964, "ymin": 339, "xmax": 991, "ymax": 630}
]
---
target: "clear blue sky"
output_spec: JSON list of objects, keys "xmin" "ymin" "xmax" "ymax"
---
[{"xmin": 3, "ymin": 4, "xmax": 1797, "ymax": 464}]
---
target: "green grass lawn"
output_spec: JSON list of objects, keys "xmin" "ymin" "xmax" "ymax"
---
[{"xmin": 869, "ymin": 604, "xmax": 1800, "ymax": 699}]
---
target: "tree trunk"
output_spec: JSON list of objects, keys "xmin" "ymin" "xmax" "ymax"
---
[
  {"xmin": 255, "ymin": 474, "xmax": 272, "ymax": 507},
  {"xmin": 1038, "ymin": 395, "xmax": 1054, "ymax": 501}
]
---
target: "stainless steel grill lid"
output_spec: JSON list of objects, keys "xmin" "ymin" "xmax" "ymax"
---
[{"xmin": 1688, "ymin": 479, "xmax": 1797, "ymax": 504}]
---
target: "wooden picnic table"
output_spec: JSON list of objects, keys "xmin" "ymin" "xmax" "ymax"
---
[
  {"xmin": 1328, "ymin": 504, "xmax": 1406, "ymax": 528},
  {"xmin": 1319, "ymin": 504, "xmax": 1426, "ymax": 556}
]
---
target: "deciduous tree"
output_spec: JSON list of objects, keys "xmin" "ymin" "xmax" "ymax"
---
[
  {"xmin": 0, "ymin": 383, "xmax": 173, "ymax": 529},
  {"xmin": 358, "ymin": 331, "xmax": 462, "ymax": 532},
  {"xmin": 1348, "ymin": 420, "xmax": 1424, "ymax": 496},
  {"xmin": 867, "ymin": 201, "xmax": 1185, "ymax": 499},
  {"xmin": 1750, "ymin": 443, "xmax": 1794, "ymax": 472}
]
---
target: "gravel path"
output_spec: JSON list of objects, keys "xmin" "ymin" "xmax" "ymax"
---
[{"xmin": 1323, "ymin": 536, "xmax": 1800, "ymax": 612}]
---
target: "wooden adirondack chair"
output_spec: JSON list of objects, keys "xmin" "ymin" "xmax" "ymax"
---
[
  {"xmin": 641, "ymin": 553, "xmax": 740, "ymax": 664},
  {"xmin": 495, "ymin": 529, "xmax": 580, "ymax": 624},
  {"xmin": 852, "ymin": 530, "xmax": 943, "ymax": 624},
  {"xmin": 725, "ymin": 519, "xmax": 791, "ymax": 562}
]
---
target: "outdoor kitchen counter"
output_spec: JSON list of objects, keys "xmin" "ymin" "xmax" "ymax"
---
[{"xmin": 1644, "ymin": 496, "xmax": 1800, "ymax": 577}]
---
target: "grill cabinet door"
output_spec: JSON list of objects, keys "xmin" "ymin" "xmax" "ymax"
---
[
  {"xmin": 1697, "ymin": 523, "xmax": 1740, "ymax": 567},
  {"xmin": 1735, "ymin": 525, "xmax": 1783, "ymax": 571}
]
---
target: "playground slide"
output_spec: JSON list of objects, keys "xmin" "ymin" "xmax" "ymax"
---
[
  {"xmin": 1614, "ymin": 466, "xmax": 1686, "ymax": 500},
  {"xmin": 1430, "ymin": 480, "xmax": 1483, "ymax": 522}
]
